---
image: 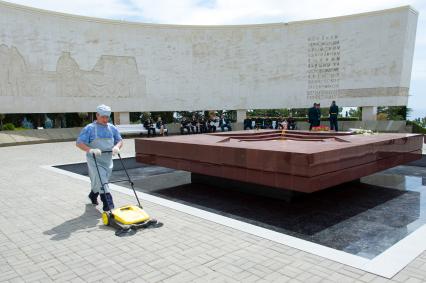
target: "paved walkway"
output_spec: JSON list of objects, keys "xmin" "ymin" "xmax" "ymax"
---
[
  {"xmin": 0, "ymin": 128, "xmax": 82, "ymax": 147},
  {"xmin": 0, "ymin": 140, "xmax": 426, "ymax": 282}
]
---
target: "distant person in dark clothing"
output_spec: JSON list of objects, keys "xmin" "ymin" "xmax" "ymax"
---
[
  {"xmin": 190, "ymin": 115, "xmax": 199, "ymax": 134},
  {"xmin": 316, "ymin": 103, "xmax": 321, "ymax": 126},
  {"xmin": 144, "ymin": 117, "xmax": 156, "ymax": 137},
  {"xmin": 329, "ymin": 101, "xmax": 339, "ymax": 131},
  {"xmin": 180, "ymin": 118, "xmax": 190, "ymax": 135},
  {"xmin": 219, "ymin": 114, "xmax": 232, "ymax": 131},
  {"xmin": 255, "ymin": 117, "xmax": 264, "ymax": 129},
  {"xmin": 199, "ymin": 116, "xmax": 208, "ymax": 133},
  {"xmin": 287, "ymin": 114, "xmax": 296, "ymax": 130},
  {"xmin": 308, "ymin": 103, "xmax": 319, "ymax": 130},
  {"xmin": 264, "ymin": 117, "xmax": 272, "ymax": 129},
  {"xmin": 244, "ymin": 118, "xmax": 253, "ymax": 130}
]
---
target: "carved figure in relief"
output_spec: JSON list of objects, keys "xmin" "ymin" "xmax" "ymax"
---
[
  {"xmin": 0, "ymin": 44, "xmax": 146, "ymax": 98},
  {"xmin": 56, "ymin": 53, "xmax": 145, "ymax": 98},
  {"xmin": 57, "ymin": 52, "xmax": 85, "ymax": 97},
  {"xmin": 0, "ymin": 44, "xmax": 28, "ymax": 96}
]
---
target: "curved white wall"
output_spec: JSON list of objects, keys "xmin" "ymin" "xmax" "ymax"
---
[{"xmin": 0, "ymin": 1, "xmax": 418, "ymax": 113}]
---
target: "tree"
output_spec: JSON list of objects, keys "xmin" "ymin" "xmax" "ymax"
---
[
  {"xmin": 139, "ymin": 112, "xmax": 152, "ymax": 122},
  {"xmin": 377, "ymin": 106, "xmax": 410, "ymax": 120},
  {"xmin": 348, "ymin": 108, "xmax": 362, "ymax": 120},
  {"xmin": 377, "ymin": 113, "xmax": 388, "ymax": 120},
  {"xmin": 151, "ymin": 112, "xmax": 174, "ymax": 123},
  {"xmin": 414, "ymin": 117, "xmax": 426, "ymax": 128},
  {"xmin": 291, "ymin": 109, "xmax": 308, "ymax": 117}
]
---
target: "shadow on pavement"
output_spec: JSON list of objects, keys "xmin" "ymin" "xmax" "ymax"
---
[{"xmin": 43, "ymin": 204, "xmax": 101, "ymax": 240}]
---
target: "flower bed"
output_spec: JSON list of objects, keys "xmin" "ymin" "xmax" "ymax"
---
[{"xmin": 311, "ymin": 125, "xmax": 330, "ymax": 131}]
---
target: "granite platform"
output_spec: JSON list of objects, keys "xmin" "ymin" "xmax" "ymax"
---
[{"xmin": 135, "ymin": 130, "xmax": 423, "ymax": 193}]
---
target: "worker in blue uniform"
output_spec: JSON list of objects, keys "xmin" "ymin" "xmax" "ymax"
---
[{"xmin": 76, "ymin": 105, "xmax": 123, "ymax": 211}]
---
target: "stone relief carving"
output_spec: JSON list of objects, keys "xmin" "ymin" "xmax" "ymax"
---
[
  {"xmin": 56, "ymin": 52, "xmax": 83, "ymax": 97},
  {"xmin": 0, "ymin": 44, "xmax": 29, "ymax": 96},
  {"xmin": 0, "ymin": 45, "xmax": 146, "ymax": 98}
]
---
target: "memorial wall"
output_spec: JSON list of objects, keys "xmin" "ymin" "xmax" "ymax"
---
[{"xmin": 0, "ymin": 1, "xmax": 418, "ymax": 113}]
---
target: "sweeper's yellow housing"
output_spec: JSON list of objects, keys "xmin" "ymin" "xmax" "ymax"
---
[{"xmin": 102, "ymin": 205, "xmax": 150, "ymax": 226}]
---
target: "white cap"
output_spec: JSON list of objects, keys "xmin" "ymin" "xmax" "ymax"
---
[{"xmin": 96, "ymin": 104, "xmax": 111, "ymax": 117}]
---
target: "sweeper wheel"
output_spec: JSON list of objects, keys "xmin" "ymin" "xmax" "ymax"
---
[{"xmin": 102, "ymin": 211, "xmax": 111, "ymax": 226}]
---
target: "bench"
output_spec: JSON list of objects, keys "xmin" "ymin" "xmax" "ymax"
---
[
  {"xmin": 116, "ymin": 124, "xmax": 168, "ymax": 136},
  {"xmin": 116, "ymin": 124, "xmax": 147, "ymax": 135}
]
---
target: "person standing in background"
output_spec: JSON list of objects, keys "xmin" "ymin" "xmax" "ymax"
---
[
  {"xmin": 308, "ymin": 103, "xmax": 317, "ymax": 130},
  {"xmin": 329, "ymin": 101, "xmax": 339, "ymax": 131},
  {"xmin": 315, "ymin": 103, "xmax": 321, "ymax": 127}
]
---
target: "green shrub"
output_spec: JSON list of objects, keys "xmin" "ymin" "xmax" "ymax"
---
[
  {"xmin": 2, "ymin": 123, "xmax": 15, "ymax": 131},
  {"xmin": 407, "ymin": 120, "xmax": 426, "ymax": 134}
]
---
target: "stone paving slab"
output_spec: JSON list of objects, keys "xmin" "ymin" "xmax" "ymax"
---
[
  {"xmin": 0, "ymin": 132, "xmax": 16, "ymax": 144},
  {"xmin": 0, "ymin": 140, "xmax": 425, "ymax": 282}
]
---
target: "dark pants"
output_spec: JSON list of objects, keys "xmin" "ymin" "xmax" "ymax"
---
[
  {"xmin": 147, "ymin": 127, "xmax": 156, "ymax": 137},
  {"xmin": 208, "ymin": 125, "xmax": 216, "ymax": 132},
  {"xmin": 330, "ymin": 116, "xmax": 338, "ymax": 131},
  {"xmin": 200, "ymin": 125, "xmax": 208, "ymax": 133},
  {"xmin": 221, "ymin": 125, "xmax": 232, "ymax": 131}
]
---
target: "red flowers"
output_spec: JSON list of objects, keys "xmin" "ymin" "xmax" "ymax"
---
[{"xmin": 311, "ymin": 125, "xmax": 330, "ymax": 131}]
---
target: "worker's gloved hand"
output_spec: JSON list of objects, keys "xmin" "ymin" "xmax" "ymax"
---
[
  {"xmin": 112, "ymin": 146, "xmax": 120, "ymax": 156},
  {"xmin": 89, "ymin": 148, "xmax": 102, "ymax": 156}
]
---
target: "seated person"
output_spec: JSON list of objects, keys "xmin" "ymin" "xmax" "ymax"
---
[
  {"xmin": 156, "ymin": 116, "xmax": 167, "ymax": 136},
  {"xmin": 278, "ymin": 119, "xmax": 288, "ymax": 130},
  {"xmin": 244, "ymin": 118, "xmax": 253, "ymax": 130},
  {"xmin": 219, "ymin": 114, "xmax": 232, "ymax": 131},
  {"xmin": 287, "ymin": 115, "xmax": 296, "ymax": 130},
  {"xmin": 208, "ymin": 116, "xmax": 217, "ymax": 133},
  {"xmin": 190, "ymin": 115, "xmax": 199, "ymax": 134},
  {"xmin": 180, "ymin": 117, "xmax": 191, "ymax": 134},
  {"xmin": 255, "ymin": 117, "xmax": 264, "ymax": 129},
  {"xmin": 143, "ymin": 117, "xmax": 156, "ymax": 137},
  {"xmin": 199, "ymin": 116, "xmax": 208, "ymax": 133},
  {"xmin": 276, "ymin": 116, "xmax": 283, "ymax": 129},
  {"xmin": 277, "ymin": 116, "xmax": 286, "ymax": 130},
  {"xmin": 264, "ymin": 117, "xmax": 273, "ymax": 129}
]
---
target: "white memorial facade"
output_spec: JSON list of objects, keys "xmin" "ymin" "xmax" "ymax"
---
[{"xmin": 0, "ymin": 1, "xmax": 418, "ymax": 121}]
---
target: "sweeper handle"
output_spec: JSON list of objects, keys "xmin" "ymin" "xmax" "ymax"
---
[{"xmin": 93, "ymin": 150, "xmax": 142, "ymax": 208}]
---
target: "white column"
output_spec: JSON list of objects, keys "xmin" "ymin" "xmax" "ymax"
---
[
  {"xmin": 362, "ymin": 107, "xmax": 377, "ymax": 121},
  {"xmin": 114, "ymin": 112, "xmax": 130, "ymax": 125},
  {"xmin": 236, "ymin": 109, "xmax": 247, "ymax": 123}
]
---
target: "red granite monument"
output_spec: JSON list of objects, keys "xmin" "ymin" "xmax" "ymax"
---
[{"xmin": 135, "ymin": 130, "xmax": 423, "ymax": 193}]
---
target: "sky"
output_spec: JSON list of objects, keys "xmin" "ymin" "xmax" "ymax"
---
[{"xmin": 4, "ymin": 0, "xmax": 426, "ymax": 119}]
